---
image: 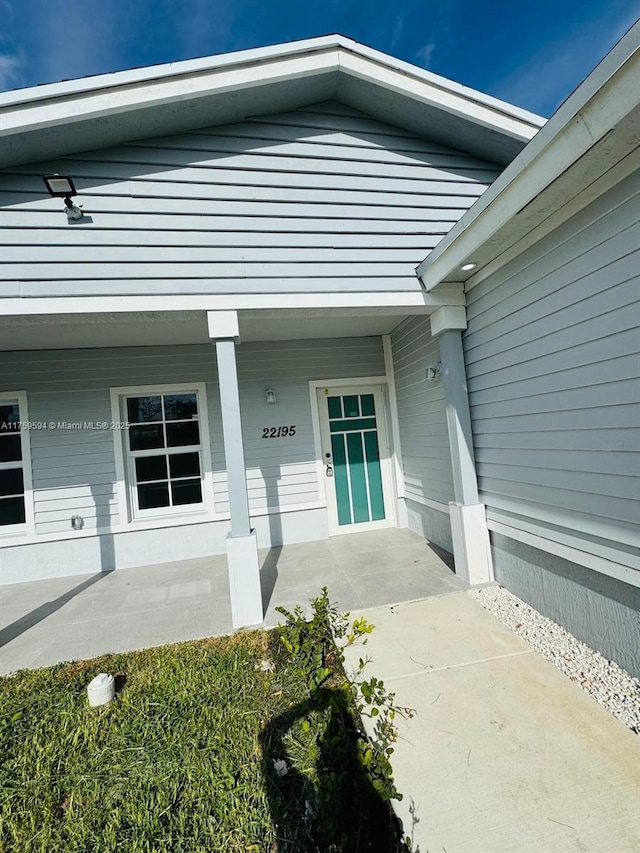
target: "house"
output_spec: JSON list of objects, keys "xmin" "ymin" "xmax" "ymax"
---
[{"xmin": 0, "ymin": 29, "xmax": 638, "ymax": 676}]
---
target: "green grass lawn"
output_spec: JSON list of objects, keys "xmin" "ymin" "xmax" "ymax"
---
[{"xmin": 0, "ymin": 625, "xmax": 407, "ymax": 852}]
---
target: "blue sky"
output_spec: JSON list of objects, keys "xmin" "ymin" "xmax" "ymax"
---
[{"xmin": 0, "ymin": 0, "xmax": 638, "ymax": 115}]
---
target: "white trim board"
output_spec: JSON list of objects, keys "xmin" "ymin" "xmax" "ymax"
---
[
  {"xmin": 382, "ymin": 335, "xmax": 406, "ymax": 500},
  {"xmin": 403, "ymin": 494, "xmax": 451, "ymax": 515},
  {"xmin": 488, "ymin": 519, "xmax": 640, "ymax": 590},
  {"xmin": 0, "ymin": 290, "xmax": 463, "ymax": 317}
]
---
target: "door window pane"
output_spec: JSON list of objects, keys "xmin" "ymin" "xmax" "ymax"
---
[
  {"xmin": 343, "ymin": 395, "xmax": 360, "ymax": 418},
  {"xmin": 360, "ymin": 394, "xmax": 375, "ymax": 416},
  {"xmin": 327, "ymin": 396, "xmax": 342, "ymax": 419}
]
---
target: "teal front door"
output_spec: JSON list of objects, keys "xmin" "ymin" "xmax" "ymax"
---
[{"xmin": 318, "ymin": 386, "xmax": 393, "ymax": 534}]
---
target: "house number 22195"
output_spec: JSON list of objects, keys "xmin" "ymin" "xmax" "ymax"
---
[{"xmin": 262, "ymin": 426, "xmax": 296, "ymax": 438}]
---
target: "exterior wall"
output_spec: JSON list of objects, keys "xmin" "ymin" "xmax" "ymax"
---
[
  {"xmin": 492, "ymin": 534, "xmax": 640, "ymax": 679},
  {"xmin": 0, "ymin": 101, "xmax": 500, "ymax": 298},
  {"xmin": 464, "ymin": 173, "xmax": 640, "ymax": 579},
  {"xmin": 404, "ymin": 499, "xmax": 453, "ymax": 554},
  {"xmin": 464, "ymin": 173, "xmax": 640, "ymax": 672},
  {"xmin": 0, "ymin": 336, "xmax": 385, "ymax": 582},
  {"xmin": 390, "ymin": 316, "xmax": 454, "ymax": 553}
]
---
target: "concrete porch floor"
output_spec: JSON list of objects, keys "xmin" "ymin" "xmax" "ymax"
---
[{"xmin": 0, "ymin": 528, "xmax": 464, "ymax": 674}]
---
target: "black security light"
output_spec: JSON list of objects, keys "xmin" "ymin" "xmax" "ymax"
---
[{"xmin": 42, "ymin": 174, "xmax": 84, "ymax": 220}]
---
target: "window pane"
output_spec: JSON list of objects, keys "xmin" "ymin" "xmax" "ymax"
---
[
  {"xmin": 327, "ymin": 396, "xmax": 342, "ymax": 419},
  {"xmin": 171, "ymin": 479, "xmax": 202, "ymax": 506},
  {"xmin": 0, "ymin": 468, "xmax": 24, "ymax": 497},
  {"xmin": 360, "ymin": 394, "xmax": 375, "ymax": 416},
  {"xmin": 164, "ymin": 393, "xmax": 198, "ymax": 421},
  {"xmin": 166, "ymin": 421, "xmax": 200, "ymax": 447},
  {"xmin": 129, "ymin": 424, "xmax": 165, "ymax": 451},
  {"xmin": 169, "ymin": 452, "xmax": 200, "ymax": 479},
  {"xmin": 0, "ymin": 404, "xmax": 20, "ymax": 431},
  {"xmin": 135, "ymin": 455, "xmax": 167, "ymax": 483},
  {"xmin": 0, "ymin": 496, "xmax": 25, "ymax": 526},
  {"xmin": 343, "ymin": 395, "xmax": 360, "ymax": 418},
  {"xmin": 137, "ymin": 482, "xmax": 170, "ymax": 510},
  {"xmin": 0, "ymin": 434, "xmax": 22, "ymax": 463},
  {"xmin": 127, "ymin": 396, "xmax": 162, "ymax": 423}
]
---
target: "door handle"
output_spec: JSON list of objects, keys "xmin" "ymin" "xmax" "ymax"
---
[{"xmin": 325, "ymin": 462, "xmax": 333, "ymax": 477}]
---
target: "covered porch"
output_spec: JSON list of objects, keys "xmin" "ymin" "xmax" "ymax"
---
[{"xmin": 0, "ymin": 527, "xmax": 464, "ymax": 674}]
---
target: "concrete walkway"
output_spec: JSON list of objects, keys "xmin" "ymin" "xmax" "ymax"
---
[
  {"xmin": 343, "ymin": 594, "xmax": 640, "ymax": 853},
  {"xmin": 0, "ymin": 528, "xmax": 463, "ymax": 673}
]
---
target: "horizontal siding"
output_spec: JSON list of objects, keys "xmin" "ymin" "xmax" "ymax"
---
[
  {"xmin": 0, "ymin": 101, "xmax": 500, "ymax": 296},
  {"xmin": 0, "ymin": 337, "xmax": 384, "ymax": 533},
  {"xmin": 391, "ymin": 317, "xmax": 454, "ymax": 506},
  {"xmin": 464, "ymin": 173, "xmax": 640, "ymax": 570}
]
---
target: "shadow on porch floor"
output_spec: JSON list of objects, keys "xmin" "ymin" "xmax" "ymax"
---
[{"xmin": 0, "ymin": 528, "xmax": 465, "ymax": 674}]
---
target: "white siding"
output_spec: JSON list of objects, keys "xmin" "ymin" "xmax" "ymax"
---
[
  {"xmin": 464, "ymin": 173, "xmax": 640, "ymax": 572},
  {"xmin": 391, "ymin": 317, "xmax": 454, "ymax": 507},
  {"xmin": 0, "ymin": 101, "xmax": 500, "ymax": 297},
  {"xmin": 0, "ymin": 336, "xmax": 384, "ymax": 535}
]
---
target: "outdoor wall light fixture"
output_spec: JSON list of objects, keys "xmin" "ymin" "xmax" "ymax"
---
[
  {"xmin": 71, "ymin": 514, "xmax": 84, "ymax": 530},
  {"xmin": 265, "ymin": 388, "xmax": 276, "ymax": 404},
  {"xmin": 42, "ymin": 174, "xmax": 84, "ymax": 220},
  {"xmin": 460, "ymin": 262, "xmax": 477, "ymax": 271}
]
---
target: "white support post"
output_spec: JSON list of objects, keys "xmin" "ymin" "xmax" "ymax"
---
[
  {"xmin": 208, "ymin": 310, "xmax": 263, "ymax": 627},
  {"xmin": 430, "ymin": 307, "xmax": 493, "ymax": 585}
]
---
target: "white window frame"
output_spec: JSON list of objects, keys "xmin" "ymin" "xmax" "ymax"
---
[
  {"xmin": 0, "ymin": 391, "xmax": 35, "ymax": 536},
  {"xmin": 110, "ymin": 382, "xmax": 215, "ymax": 526}
]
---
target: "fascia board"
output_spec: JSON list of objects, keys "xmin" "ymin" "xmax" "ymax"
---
[
  {"xmin": 417, "ymin": 21, "xmax": 640, "ymax": 289},
  {"xmin": 0, "ymin": 35, "xmax": 345, "ymax": 108},
  {"xmin": 337, "ymin": 42, "xmax": 545, "ymax": 133},
  {"xmin": 0, "ymin": 49, "xmax": 341, "ymax": 140},
  {"xmin": 0, "ymin": 288, "xmax": 464, "ymax": 316}
]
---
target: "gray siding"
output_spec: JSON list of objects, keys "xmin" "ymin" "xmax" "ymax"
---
[
  {"xmin": 464, "ymin": 173, "xmax": 640, "ymax": 573},
  {"xmin": 391, "ymin": 317, "xmax": 454, "ymax": 506},
  {"xmin": 0, "ymin": 101, "xmax": 500, "ymax": 297},
  {"xmin": 0, "ymin": 336, "xmax": 384, "ymax": 535}
]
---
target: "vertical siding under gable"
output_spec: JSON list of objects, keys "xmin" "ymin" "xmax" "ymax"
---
[
  {"xmin": 0, "ymin": 336, "xmax": 385, "ymax": 536},
  {"xmin": 464, "ymin": 172, "xmax": 640, "ymax": 572},
  {"xmin": 391, "ymin": 317, "xmax": 454, "ymax": 507},
  {"xmin": 0, "ymin": 101, "xmax": 501, "ymax": 297}
]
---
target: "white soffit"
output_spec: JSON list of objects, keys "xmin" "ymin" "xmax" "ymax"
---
[
  {"xmin": 416, "ymin": 21, "xmax": 640, "ymax": 291},
  {"xmin": 0, "ymin": 35, "xmax": 544, "ymax": 169}
]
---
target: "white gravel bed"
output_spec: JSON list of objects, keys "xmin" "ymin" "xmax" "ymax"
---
[{"xmin": 469, "ymin": 585, "xmax": 640, "ymax": 735}]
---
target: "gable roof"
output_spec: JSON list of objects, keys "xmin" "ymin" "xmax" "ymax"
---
[
  {"xmin": 416, "ymin": 21, "xmax": 640, "ymax": 291},
  {"xmin": 0, "ymin": 35, "xmax": 544, "ymax": 170}
]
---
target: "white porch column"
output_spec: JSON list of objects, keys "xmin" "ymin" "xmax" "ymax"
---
[
  {"xmin": 207, "ymin": 311, "xmax": 263, "ymax": 627},
  {"xmin": 430, "ymin": 306, "xmax": 493, "ymax": 585}
]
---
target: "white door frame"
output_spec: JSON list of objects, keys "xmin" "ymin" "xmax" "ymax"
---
[{"xmin": 309, "ymin": 377, "xmax": 396, "ymax": 536}]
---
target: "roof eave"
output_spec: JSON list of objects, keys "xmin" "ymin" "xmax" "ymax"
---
[
  {"xmin": 417, "ymin": 21, "xmax": 640, "ymax": 291},
  {"xmin": 0, "ymin": 35, "xmax": 544, "ymax": 170}
]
